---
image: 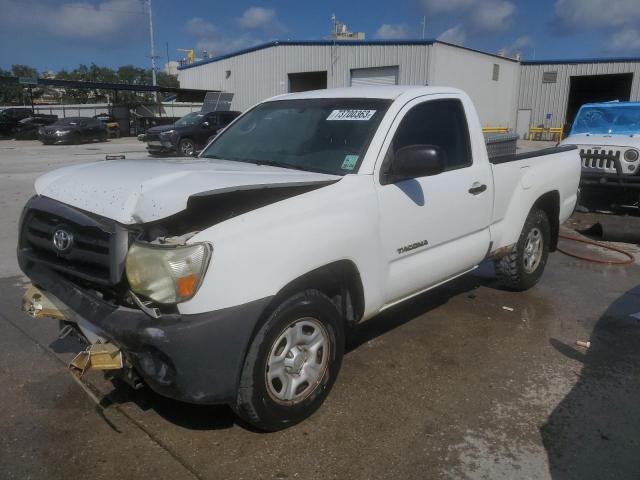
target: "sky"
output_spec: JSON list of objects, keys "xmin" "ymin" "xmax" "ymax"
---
[{"xmin": 1, "ymin": 0, "xmax": 640, "ymax": 73}]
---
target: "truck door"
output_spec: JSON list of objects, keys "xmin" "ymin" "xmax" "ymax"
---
[{"xmin": 375, "ymin": 95, "xmax": 493, "ymax": 305}]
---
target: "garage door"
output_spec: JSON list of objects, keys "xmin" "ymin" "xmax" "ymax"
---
[{"xmin": 350, "ymin": 66, "xmax": 399, "ymax": 86}]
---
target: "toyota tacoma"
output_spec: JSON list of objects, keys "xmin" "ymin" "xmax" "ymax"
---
[{"xmin": 19, "ymin": 86, "xmax": 580, "ymax": 431}]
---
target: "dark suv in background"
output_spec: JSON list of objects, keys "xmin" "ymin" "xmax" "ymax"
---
[
  {"xmin": 0, "ymin": 108, "xmax": 34, "ymax": 137},
  {"xmin": 38, "ymin": 117, "xmax": 108, "ymax": 145},
  {"xmin": 138, "ymin": 110, "xmax": 240, "ymax": 156}
]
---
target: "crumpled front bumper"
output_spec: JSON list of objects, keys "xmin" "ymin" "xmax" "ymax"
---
[{"xmin": 20, "ymin": 261, "xmax": 271, "ymax": 405}]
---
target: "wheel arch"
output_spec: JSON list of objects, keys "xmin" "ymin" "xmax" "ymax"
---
[
  {"xmin": 234, "ymin": 260, "xmax": 365, "ymax": 400},
  {"xmin": 532, "ymin": 190, "xmax": 560, "ymax": 252},
  {"xmin": 262, "ymin": 260, "xmax": 365, "ymax": 327}
]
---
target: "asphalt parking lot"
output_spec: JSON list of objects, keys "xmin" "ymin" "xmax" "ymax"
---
[{"xmin": 1, "ymin": 138, "xmax": 640, "ymax": 479}]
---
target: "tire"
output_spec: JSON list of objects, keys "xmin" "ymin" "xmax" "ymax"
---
[
  {"xmin": 235, "ymin": 289, "xmax": 345, "ymax": 431},
  {"xmin": 495, "ymin": 208, "xmax": 551, "ymax": 291},
  {"xmin": 178, "ymin": 138, "xmax": 195, "ymax": 157}
]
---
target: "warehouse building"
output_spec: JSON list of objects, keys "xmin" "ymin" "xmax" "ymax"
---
[
  {"xmin": 517, "ymin": 58, "xmax": 640, "ymax": 138},
  {"xmin": 178, "ymin": 40, "xmax": 640, "ymax": 137},
  {"xmin": 178, "ymin": 40, "xmax": 521, "ymax": 129}
]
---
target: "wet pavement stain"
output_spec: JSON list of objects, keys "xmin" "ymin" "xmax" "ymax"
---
[{"xmin": 1, "ymin": 240, "xmax": 639, "ymax": 479}]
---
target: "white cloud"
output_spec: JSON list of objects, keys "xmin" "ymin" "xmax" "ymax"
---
[
  {"xmin": 185, "ymin": 17, "xmax": 218, "ymax": 37},
  {"xmin": 499, "ymin": 35, "xmax": 531, "ymax": 57},
  {"xmin": 553, "ymin": 0, "xmax": 640, "ymax": 53},
  {"xmin": 0, "ymin": 0, "xmax": 144, "ymax": 39},
  {"xmin": 375, "ymin": 24, "xmax": 412, "ymax": 39},
  {"xmin": 471, "ymin": 1, "xmax": 515, "ymax": 32},
  {"xmin": 609, "ymin": 28, "xmax": 640, "ymax": 52},
  {"xmin": 185, "ymin": 17, "xmax": 262, "ymax": 57},
  {"xmin": 237, "ymin": 6, "xmax": 282, "ymax": 31},
  {"xmin": 422, "ymin": 0, "xmax": 516, "ymax": 34},
  {"xmin": 554, "ymin": 0, "xmax": 640, "ymax": 30},
  {"xmin": 438, "ymin": 25, "xmax": 466, "ymax": 45}
]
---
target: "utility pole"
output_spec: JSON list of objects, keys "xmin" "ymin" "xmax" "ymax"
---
[
  {"xmin": 146, "ymin": 0, "xmax": 159, "ymax": 105},
  {"xmin": 421, "ymin": 16, "xmax": 426, "ymax": 39}
]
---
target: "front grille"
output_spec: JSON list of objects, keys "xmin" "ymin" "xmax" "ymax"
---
[
  {"xmin": 19, "ymin": 196, "xmax": 131, "ymax": 286},
  {"xmin": 580, "ymin": 148, "xmax": 620, "ymax": 174},
  {"xmin": 144, "ymin": 132, "xmax": 161, "ymax": 142}
]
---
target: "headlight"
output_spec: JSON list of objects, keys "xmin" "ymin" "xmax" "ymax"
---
[
  {"xmin": 125, "ymin": 242, "xmax": 212, "ymax": 304},
  {"xmin": 624, "ymin": 149, "xmax": 639, "ymax": 162},
  {"xmin": 159, "ymin": 129, "xmax": 175, "ymax": 138}
]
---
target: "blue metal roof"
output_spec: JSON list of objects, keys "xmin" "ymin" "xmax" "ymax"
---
[
  {"xmin": 177, "ymin": 39, "xmax": 519, "ymax": 71},
  {"xmin": 522, "ymin": 57, "xmax": 640, "ymax": 65},
  {"xmin": 178, "ymin": 40, "xmax": 436, "ymax": 70}
]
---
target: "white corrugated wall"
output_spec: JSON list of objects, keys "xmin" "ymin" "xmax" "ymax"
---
[
  {"xmin": 518, "ymin": 62, "xmax": 640, "ymax": 127},
  {"xmin": 178, "ymin": 43, "xmax": 431, "ymax": 111}
]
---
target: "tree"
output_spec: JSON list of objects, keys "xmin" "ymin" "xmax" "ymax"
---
[
  {"xmin": 158, "ymin": 72, "xmax": 179, "ymax": 88},
  {"xmin": 0, "ymin": 65, "xmax": 42, "ymax": 105},
  {"xmin": 0, "ymin": 63, "xmax": 182, "ymax": 107}
]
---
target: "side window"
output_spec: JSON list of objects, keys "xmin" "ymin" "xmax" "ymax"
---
[
  {"xmin": 389, "ymin": 99, "xmax": 472, "ymax": 171},
  {"xmin": 207, "ymin": 113, "xmax": 219, "ymax": 126}
]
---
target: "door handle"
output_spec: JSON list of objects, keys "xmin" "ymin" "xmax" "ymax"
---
[{"xmin": 468, "ymin": 183, "xmax": 487, "ymax": 195}]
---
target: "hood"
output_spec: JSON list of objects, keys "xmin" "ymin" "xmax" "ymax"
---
[
  {"xmin": 146, "ymin": 124, "xmax": 176, "ymax": 134},
  {"xmin": 35, "ymin": 157, "xmax": 341, "ymax": 224},
  {"xmin": 43, "ymin": 124, "xmax": 76, "ymax": 133},
  {"xmin": 562, "ymin": 133, "xmax": 640, "ymax": 149}
]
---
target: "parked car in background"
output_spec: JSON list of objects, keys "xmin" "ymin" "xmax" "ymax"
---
[
  {"xmin": 94, "ymin": 114, "xmax": 121, "ymax": 138},
  {"xmin": 561, "ymin": 102, "xmax": 640, "ymax": 210},
  {"xmin": 20, "ymin": 86, "xmax": 580, "ymax": 431},
  {"xmin": 13, "ymin": 115, "xmax": 58, "ymax": 140},
  {"xmin": 0, "ymin": 107, "xmax": 34, "ymax": 137},
  {"xmin": 38, "ymin": 117, "xmax": 108, "ymax": 145},
  {"xmin": 138, "ymin": 110, "xmax": 241, "ymax": 156}
]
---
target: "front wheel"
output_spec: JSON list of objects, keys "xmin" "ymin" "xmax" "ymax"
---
[
  {"xmin": 178, "ymin": 138, "xmax": 195, "ymax": 157},
  {"xmin": 235, "ymin": 290, "xmax": 344, "ymax": 431},
  {"xmin": 494, "ymin": 208, "xmax": 550, "ymax": 291}
]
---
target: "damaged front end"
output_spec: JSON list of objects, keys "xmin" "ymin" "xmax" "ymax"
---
[
  {"xmin": 22, "ymin": 284, "xmax": 139, "ymax": 388},
  {"xmin": 17, "ymin": 181, "xmax": 327, "ymax": 403}
]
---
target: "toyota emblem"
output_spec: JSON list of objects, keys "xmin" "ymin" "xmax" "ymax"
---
[{"xmin": 52, "ymin": 229, "xmax": 74, "ymax": 253}]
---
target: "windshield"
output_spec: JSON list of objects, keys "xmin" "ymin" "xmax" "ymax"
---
[
  {"xmin": 201, "ymin": 98, "xmax": 391, "ymax": 175},
  {"xmin": 571, "ymin": 104, "xmax": 640, "ymax": 135},
  {"xmin": 175, "ymin": 112, "xmax": 206, "ymax": 127}
]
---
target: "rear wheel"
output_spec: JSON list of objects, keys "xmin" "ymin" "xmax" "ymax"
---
[
  {"xmin": 495, "ymin": 208, "xmax": 550, "ymax": 291},
  {"xmin": 178, "ymin": 138, "xmax": 195, "ymax": 157},
  {"xmin": 235, "ymin": 290, "xmax": 344, "ymax": 431}
]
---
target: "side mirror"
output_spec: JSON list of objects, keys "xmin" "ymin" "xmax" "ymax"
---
[
  {"xmin": 383, "ymin": 145, "xmax": 446, "ymax": 184},
  {"xmin": 202, "ymin": 121, "xmax": 210, "ymax": 128}
]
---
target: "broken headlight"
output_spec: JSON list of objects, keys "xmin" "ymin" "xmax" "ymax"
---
[{"xmin": 125, "ymin": 242, "xmax": 212, "ymax": 304}]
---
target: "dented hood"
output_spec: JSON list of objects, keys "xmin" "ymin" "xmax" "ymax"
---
[{"xmin": 35, "ymin": 157, "xmax": 340, "ymax": 224}]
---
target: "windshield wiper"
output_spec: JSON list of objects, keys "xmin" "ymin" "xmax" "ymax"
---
[{"xmin": 253, "ymin": 159, "xmax": 310, "ymax": 172}]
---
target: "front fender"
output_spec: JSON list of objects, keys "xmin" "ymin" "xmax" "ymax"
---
[{"xmin": 178, "ymin": 175, "xmax": 385, "ymax": 317}]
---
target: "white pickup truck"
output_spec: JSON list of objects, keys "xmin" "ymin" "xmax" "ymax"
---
[{"xmin": 19, "ymin": 86, "xmax": 580, "ymax": 430}]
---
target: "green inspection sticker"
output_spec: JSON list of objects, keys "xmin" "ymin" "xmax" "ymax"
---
[{"xmin": 341, "ymin": 154, "xmax": 359, "ymax": 170}]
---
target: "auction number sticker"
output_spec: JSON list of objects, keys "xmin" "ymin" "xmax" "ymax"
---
[{"xmin": 326, "ymin": 109, "xmax": 376, "ymax": 121}]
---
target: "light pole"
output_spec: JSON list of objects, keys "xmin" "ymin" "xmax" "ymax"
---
[{"xmin": 146, "ymin": 0, "xmax": 159, "ymax": 105}]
